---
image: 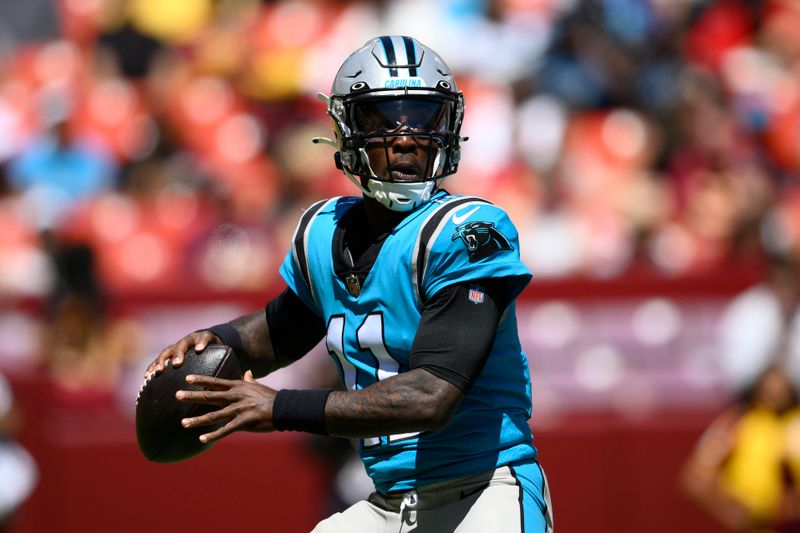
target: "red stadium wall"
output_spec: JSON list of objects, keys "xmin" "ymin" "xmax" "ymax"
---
[{"xmin": 538, "ymin": 412, "xmax": 726, "ymax": 533}]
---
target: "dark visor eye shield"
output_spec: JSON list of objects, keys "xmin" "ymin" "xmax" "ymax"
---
[{"xmin": 352, "ymin": 98, "xmax": 449, "ymax": 136}]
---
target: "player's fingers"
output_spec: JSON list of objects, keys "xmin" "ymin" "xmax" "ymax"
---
[
  {"xmin": 197, "ymin": 410, "xmax": 259, "ymax": 443},
  {"xmin": 194, "ymin": 331, "xmax": 213, "ymax": 352},
  {"xmin": 172, "ymin": 337, "xmax": 195, "ymax": 367},
  {"xmin": 145, "ymin": 346, "xmax": 175, "ymax": 377},
  {"xmin": 195, "ymin": 332, "xmax": 224, "ymax": 356},
  {"xmin": 144, "ymin": 363, "xmax": 158, "ymax": 378},
  {"xmin": 198, "ymin": 420, "xmax": 238, "ymax": 444},
  {"xmin": 182, "ymin": 404, "xmax": 238, "ymax": 430},
  {"xmin": 244, "ymin": 370, "xmax": 255, "ymax": 383},
  {"xmin": 175, "ymin": 388, "xmax": 231, "ymax": 406},
  {"xmin": 185, "ymin": 374, "xmax": 240, "ymax": 389}
]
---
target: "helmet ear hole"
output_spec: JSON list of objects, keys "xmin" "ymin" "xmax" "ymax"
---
[
  {"xmin": 436, "ymin": 81, "xmax": 451, "ymax": 90},
  {"xmin": 350, "ymin": 81, "xmax": 369, "ymax": 92}
]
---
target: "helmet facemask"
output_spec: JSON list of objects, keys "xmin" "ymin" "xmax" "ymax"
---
[
  {"xmin": 331, "ymin": 88, "xmax": 464, "ymax": 211},
  {"xmin": 354, "ymin": 95, "xmax": 451, "ymax": 177}
]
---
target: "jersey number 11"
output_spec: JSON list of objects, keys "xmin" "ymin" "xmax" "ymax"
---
[{"xmin": 326, "ymin": 313, "xmax": 420, "ymax": 448}]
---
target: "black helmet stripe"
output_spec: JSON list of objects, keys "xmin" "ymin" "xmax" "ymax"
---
[
  {"xmin": 379, "ymin": 36, "xmax": 399, "ymax": 77},
  {"xmin": 402, "ymin": 36, "xmax": 418, "ymax": 77}
]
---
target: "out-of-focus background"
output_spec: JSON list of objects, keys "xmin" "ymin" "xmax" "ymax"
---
[{"xmin": 1, "ymin": 0, "xmax": 800, "ymax": 531}]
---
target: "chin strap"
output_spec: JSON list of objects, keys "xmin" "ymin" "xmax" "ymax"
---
[{"xmin": 366, "ymin": 179, "xmax": 436, "ymax": 212}]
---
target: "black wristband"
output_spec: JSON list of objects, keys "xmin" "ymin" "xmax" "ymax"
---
[
  {"xmin": 201, "ymin": 324, "xmax": 243, "ymax": 355},
  {"xmin": 272, "ymin": 389, "xmax": 333, "ymax": 435}
]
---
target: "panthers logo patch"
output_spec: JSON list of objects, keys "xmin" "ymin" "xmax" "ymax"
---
[{"xmin": 451, "ymin": 221, "xmax": 513, "ymax": 262}]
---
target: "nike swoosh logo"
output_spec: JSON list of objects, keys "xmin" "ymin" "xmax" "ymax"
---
[{"xmin": 451, "ymin": 205, "xmax": 480, "ymax": 225}]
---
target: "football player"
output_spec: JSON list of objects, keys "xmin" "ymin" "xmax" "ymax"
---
[{"xmin": 146, "ymin": 35, "xmax": 553, "ymax": 532}]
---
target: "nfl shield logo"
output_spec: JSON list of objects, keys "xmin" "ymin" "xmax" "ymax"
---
[
  {"xmin": 468, "ymin": 286, "xmax": 485, "ymax": 304},
  {"xmin": 346, "ymin": 273, "xmax": 361, "ymax": 297}
]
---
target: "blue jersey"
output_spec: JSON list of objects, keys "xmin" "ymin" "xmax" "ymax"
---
[{"xmin": 279, "ymin": 191, "xmax": 536, "ymax": 492}]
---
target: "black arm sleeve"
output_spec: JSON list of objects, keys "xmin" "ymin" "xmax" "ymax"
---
[
  {"xmin": 409, "ymin": 278, "xmax": 512, "ymax": 392},
  {"xmin": 265, "ymin": 287, "xmax": 327, "ymax": 367}
]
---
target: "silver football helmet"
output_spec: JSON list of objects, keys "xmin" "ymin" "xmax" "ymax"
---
[{"xmin": 314, "ymin": 36, "xmax": 466, "ymax": 212}]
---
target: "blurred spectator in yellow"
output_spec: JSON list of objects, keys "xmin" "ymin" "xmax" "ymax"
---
[
  {"xmin": 127, "ymin": 0, "xmax": 213, "ymax": 45},
  {"xmin": 681, "ymin": 365, "xmax": 800, "ymax": 532},
  {"xmin": 0, "ymin": 372, "xmax": 37, "ymax": 532}
]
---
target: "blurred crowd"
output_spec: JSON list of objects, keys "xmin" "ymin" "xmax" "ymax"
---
[
  {"xmin": 1, "ymin": 0, "xmax": 799, "ymax": 418},
  {"xmin": 0, "ymin": 0, "xmax": 798, "ymax": 410},
  {"xmin": 0, "ymin": 0, "xmax": 798, "ymax": 300}
]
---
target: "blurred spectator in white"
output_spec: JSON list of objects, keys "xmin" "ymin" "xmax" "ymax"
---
[
  {"xmin": 717, "ymin": 253, "xmax": 800, "ymax": 393},
  {"xmin": 384, "ymin": 0, "xmax": 554, "ymax": 86},
  {"xmin": 0, "ymin": 164, "xmax": 54, "ymax": 298},
  {"xmin": 0, "ymin": 96, "xmax": 27, "ymax": 164},
  {"xmin": 0, "ymin": 372, "xmax": 37, "ymax": 532}
]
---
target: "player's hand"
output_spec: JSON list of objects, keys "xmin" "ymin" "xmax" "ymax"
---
[
  {"xmin": 176, "ymin": 370, "xmax": 277, "ymax": 443},
  {"xmin": 144, "ymin": 331, "xmax": 222, "ymax": 378}
]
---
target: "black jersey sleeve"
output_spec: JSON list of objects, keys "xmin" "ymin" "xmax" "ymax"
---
[
  {"xmin": 409, "ymin": 277, "xmax": 512, "ymax": 392},
  {"xmin": 266, "ymin": 286, "xmax": 327, "ymax": 367}
]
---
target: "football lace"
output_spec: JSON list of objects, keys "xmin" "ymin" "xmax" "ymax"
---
[{"xmin": 136, "ymin": 373, "xmax": 154, "ymax": 405}]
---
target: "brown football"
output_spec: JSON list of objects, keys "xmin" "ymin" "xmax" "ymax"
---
[{"xmin": 136, "ymin": 345, "xmax": 242, "ymax": 463}]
